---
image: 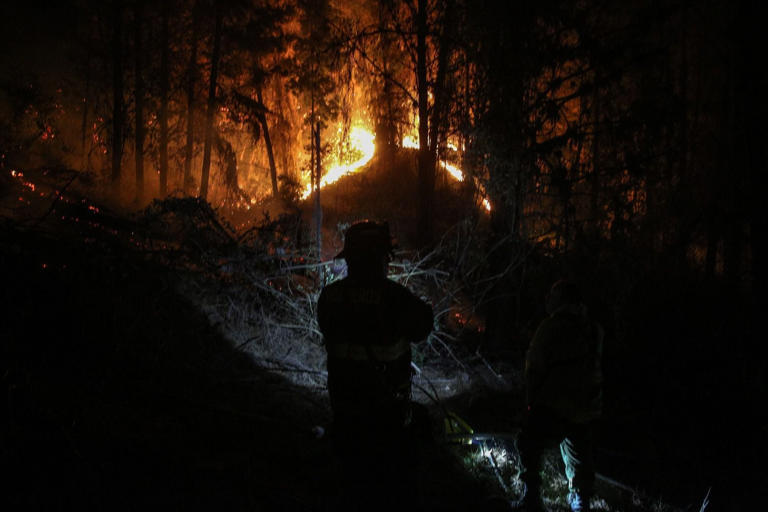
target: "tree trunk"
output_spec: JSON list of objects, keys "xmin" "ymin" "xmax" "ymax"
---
[
  {"xmin": 310, "ymin": 89, "xmax": 322, "ymax": 263},
  {"xmin": 257, "ymin": 87, "xmax": 279, "ymax": 197},
  {"xmin": 427, "ymin": 1, "xmax": 451, "ymax": 158},
  {"xmin": 723, "ymin": 221, "xmax": 743, "ymax": 282},
  {"xmin": 480, "ymin": 4, "xmax": 527, "ymax": 347},
  {"xmin": 674, "ymin": 10, "xmax": 691, "ymax": 270},
  {"xmin": 314, "ymin": 122, "xmax": 323, "ymax": 272},
  {"xmin": 723, "ymin": 30, "xmax": 744, "ymax": 284},
  {"xmin": 200, "ymin": 1, "xmax": 223, "ymax": 200},
  {"xmin": 310, "ymin": 109, "xmax": 315, "ymax": 193},
  {"xmin": 158, "ymin": 0, "xmax": 170, "ymax": 196},
  {"xmin": 589, "ymin": 83, "xmax": 601, "ymax": 231},
  {"xmin": 704, "ymin": 211, "xmax": 719, "ymax": 279},
  {"xmin": 460, "ymin": 53, "xmax": 476, "ymax": 209},
  {"xmin": 111, "ymin": 1, "xmax": 124, "ymax": 197},
  {"xmin": 274, "ymin": 80, "xmax": 292, "ymax": 180},
  {"xmin": 218, "ymin": 135, "xmax": 238, "ymax": 192},
  {"xmin": 377, "ymin": 2, "xmax": 395, "ymax": 165},
  {"xmin": 134, "ymin": 0, "xmax": 145, "ymax": 203},
  {"xmin": 416, "ymin": 0, "xmax": 434, "ymax": 245},
  {"xmin": 183, "ymin": 0, "xmax": 200, "ymax": 194},
  {"xmin": 81, "ymin": 39, "xmax": 91, "ymax": 173}
]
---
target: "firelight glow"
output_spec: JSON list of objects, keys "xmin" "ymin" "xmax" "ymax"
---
[
  {"xmin": 300, "ymin": 126, "xmax": 376, "ymax": 200},
  {"xmin": 299, "ymin": 126, "xmax": 491, "ymax": 212},
  {"xmin": 440, "ymin": 161, "xmax": 464, "ymax": 182},
  {"xmin": 402, "ymin": 135, "xmax": 419, "ymax": 149},
  {"xmin": 399, "ymin": 135, "xmax": 491, "ymax": 212}
]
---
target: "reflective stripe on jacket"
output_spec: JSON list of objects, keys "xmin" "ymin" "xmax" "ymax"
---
[{"xmin": 318, "ymin": 275, "xmax": 432, "ymax": 411}]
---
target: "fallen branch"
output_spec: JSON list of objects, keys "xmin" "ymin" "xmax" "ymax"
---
[{"xmin": 698, "ymin": 487, "xmax": 711, "ymax": 512}]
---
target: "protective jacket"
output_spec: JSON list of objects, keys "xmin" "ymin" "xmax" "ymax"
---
[
  {"xmin": 318, "ymin": 275, "xmax": 433, "ymax": 432},
  {"xmin": 525, "ymin": 304, "xmax": 603, "ymax": 423}
]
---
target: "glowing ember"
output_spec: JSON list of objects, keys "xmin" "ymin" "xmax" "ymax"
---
[
  {"xmin": 10, "ymin": 169, "xmax": 39, "ymax": 194},
  {"xmin": 300, "ymin": 126, "xmax": 376, "ymax": 199}
]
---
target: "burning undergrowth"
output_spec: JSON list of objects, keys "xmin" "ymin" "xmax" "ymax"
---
[{"xmin": 141, "ymin": 197, "xmax": 520, "ymax": 402}]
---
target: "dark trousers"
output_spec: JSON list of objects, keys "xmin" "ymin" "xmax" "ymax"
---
[
  {"xmin": 517, "ymin": 407, "xmax": 595, "ymax": 497},
  {"xmin": 329, "ymin": 403, "xmax": 431, "ymax": 511}
]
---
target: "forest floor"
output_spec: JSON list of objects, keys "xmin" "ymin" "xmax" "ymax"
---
[{"xmin": 0, "ymin": 167, "xmax": 702, "ymax": 511}]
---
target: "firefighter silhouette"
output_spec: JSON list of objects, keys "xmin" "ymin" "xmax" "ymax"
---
[
  {"xmin": 319, "ymin": 221, "xmax": 433, "ymax": 441},
  {"xmin": 318, "ymin": 221, "xmax": 433, "ymax": 507},
  {"xmin": 517, "ymin": 280, "xmax": 604, "ymax": 512}
]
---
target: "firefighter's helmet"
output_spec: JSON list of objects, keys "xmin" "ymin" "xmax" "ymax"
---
[{"xmin": 336, "ymin": 221, "xmax": 392, "ymax": 260}]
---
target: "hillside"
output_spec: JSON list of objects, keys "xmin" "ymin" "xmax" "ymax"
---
[{"xmin": 1, "ymin": 166, "xmax": 721, "ymax": 511}]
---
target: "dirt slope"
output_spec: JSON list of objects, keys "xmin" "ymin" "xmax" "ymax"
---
[{"xmin": 0, "ymin": 191, "xmax": 495, "ymax": 510}]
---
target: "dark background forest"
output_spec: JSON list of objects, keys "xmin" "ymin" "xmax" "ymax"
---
[{"xmin": 1, "ymin": 0, "xmax": 765, "ymax": 510}]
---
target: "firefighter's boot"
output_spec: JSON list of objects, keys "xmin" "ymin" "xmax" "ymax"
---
[{"xmin": 567, "ymin": 490, "xmax": 591, "ymax": 512}]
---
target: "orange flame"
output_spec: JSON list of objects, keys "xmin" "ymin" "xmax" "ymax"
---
[
  {"xmin": 298, "ymin": 123, "xmax": 490, "ymax": 212},
  {"xmin": 401, "ymin": 135, "xmax": 491, "ymax": 212},
  {"xmin": 300, "ymin": 126, "xmax": 376, "ymax": 199}
]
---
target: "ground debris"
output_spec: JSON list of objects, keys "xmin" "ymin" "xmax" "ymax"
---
[{"xmin": 0, "ymin": 185, "xmax": 682, "ymax": 511}]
